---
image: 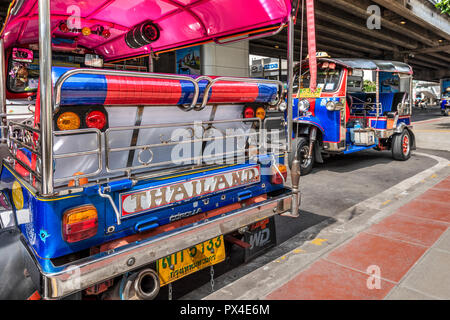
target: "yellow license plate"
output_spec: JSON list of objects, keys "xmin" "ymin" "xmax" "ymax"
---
[{"xmin": 157, "ymin": 236, "xmax": 226, "ymax": 286}]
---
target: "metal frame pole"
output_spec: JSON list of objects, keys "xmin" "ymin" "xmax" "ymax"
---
[
  {"xmin": 39, "ymin": 0, "xmax": 54, "ymax": 195},
  {"xmin": 284, "ymin": 11, "xmax": 301, "ymax": 218},
  {"xmin": 410, "ymin": 75, "xmax": 413, "ymax": 115},
  {"xmin": 0, "ymin": 38, "xmax": 6, "ymax": 142},
  {"xmin": 376, "ymin": 71, "xmax": 380, "ymax": 118},
  {"xmin": 287, "ymin": 13, "xmax": 294, "ymax": 154}
]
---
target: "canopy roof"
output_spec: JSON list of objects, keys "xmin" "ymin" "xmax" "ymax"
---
[
  {"xmin": 319, "ymin": 58, "xmax": 413, "ymax": 75},
  {"xmin": 1, "ymin": 0, "xmax": 292, "ymax": 61}
]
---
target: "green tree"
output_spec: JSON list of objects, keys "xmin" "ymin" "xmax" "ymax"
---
[
  {"xmin": 436, "ymin": 0, "xmax": 450, "ymax": 15},
  {"xmin": 364, "ymin": 80, "xmax": 376, "ymax": 92}
]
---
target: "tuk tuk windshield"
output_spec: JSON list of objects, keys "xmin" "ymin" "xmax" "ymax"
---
[{"xmin": 294, "ymin": 63, "xmax": 342, "ymax": 93}]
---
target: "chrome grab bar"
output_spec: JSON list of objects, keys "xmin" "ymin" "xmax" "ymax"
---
[
  {"xmin": 53, "ymin": 128, "xmax": 103, "ymax": 184},
  {"xmin": 6, "ymin": 121, "xmax": 42, "ymax": 184},
  {"xmin": 104, "ymin": 118, "xmax": 264, "ymax": 174},
  {"xmin": 98, "ymin": 187, "xmax": 122, "ymax": 226},
  {"xmin": 53, "ymin": 68, "xmax": 201, "ymax": 111},
  {"xmin": 198, "ymin": 77, "xmax": 284, "ymax": 111}
]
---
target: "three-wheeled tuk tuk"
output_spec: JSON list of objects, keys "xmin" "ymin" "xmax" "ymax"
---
[
  {"xmin": 290, "ymin": 56, "xmax": 416, "ymax": 175},
  {"xmin": 0, "ymin": 0, "xmax": 301, "ymax": 300}
]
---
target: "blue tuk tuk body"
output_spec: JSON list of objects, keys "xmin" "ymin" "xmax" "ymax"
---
[
  {"xmin": 290, "ymin": 58, "xmax": 416, "ymax": 175},
  {"xmin": 440, "ymin": 78, "xmax": 450, "ymax": 116},
  {"xmin": 0, "ymin": 0, "xmax": 300, "ymax": 300}
]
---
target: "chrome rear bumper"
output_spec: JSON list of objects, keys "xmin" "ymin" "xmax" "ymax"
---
[{"xmin": 42, "ymin": 191, "xmax": 294, "ymax": 299}]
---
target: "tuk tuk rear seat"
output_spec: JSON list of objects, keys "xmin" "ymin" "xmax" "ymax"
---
[{"xmin": 349, "ymin": 92, "xmax": 403, "ymax": 116}]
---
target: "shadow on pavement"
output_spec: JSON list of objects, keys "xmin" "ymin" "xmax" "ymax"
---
[{"xmin": 162, "ymin": 210, "xmax": 336, "ymax": 300}]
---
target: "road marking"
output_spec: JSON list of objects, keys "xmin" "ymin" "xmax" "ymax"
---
[
  {"xmin": 382, "ymin": 200, "xmax": 391, "ymax": 206},
  {"xmin": 414, "ymin": 129, "xmax": 450, "ymax": 133},
  {"xmin": 412, "ymin": 118, "xmax": 447, "ymax": 125},
  {"xmin": 310, "ymin": 238, "xmax": 328, "ymax": 246}
]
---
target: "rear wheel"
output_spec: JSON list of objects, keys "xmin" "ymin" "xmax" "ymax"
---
[
  {"xmin": 289, "ymin": 137, "xmax": 315, "ymax": 176},
  {"xmin": 392, "ymin": 129, "xmax": 411, "ymax": 161}
]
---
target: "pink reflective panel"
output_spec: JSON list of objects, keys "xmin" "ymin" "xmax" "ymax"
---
[{"xmin": 1, "ymin": 0, "xmax": 291, "ymax": 61}]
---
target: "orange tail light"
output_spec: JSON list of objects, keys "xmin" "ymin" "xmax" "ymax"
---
[
  {"xmin": 56, "ymin": 112, "xmax": 81, "ymax": 131},
  {"xmin": 62, "ymin": 205, "xmax": 98, "ymax": 243},
  {"xmin": 271, "ymin": 164, "xmax": 287, "ymax": 184}
]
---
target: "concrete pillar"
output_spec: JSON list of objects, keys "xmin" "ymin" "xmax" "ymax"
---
[{"xmin": 201, "ymin": 40, "xmax": 249, "ymax": 77}]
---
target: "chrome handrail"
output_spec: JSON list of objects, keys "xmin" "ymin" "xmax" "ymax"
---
[
  {"xmin": 53, "ymin": 68, "xmax": 201, "ymax": 110},
  {"xmin": 198, "ymin": 77, "xmax": 284, "ymax": 111},
  {"xmin": 104, "ymin": 118, "xmax": 264, "ymax": 174},
  {"xmin": 53, "ymin": 128, "xmax": 103, "ymax": 184}
]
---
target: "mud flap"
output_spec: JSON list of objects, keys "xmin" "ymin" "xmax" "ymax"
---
[
  {"xmin": 243, "ymin": 217, "xmax": 277, "ymax": 262},
  {"xmin": 406, "ymin": 128, "xmax": 417, "ymax": 151},
  {"xmin": 314, "ymin": 141, "xmax": 324, "ymax": 164},
  {"xmin": 0, "ymin": 227, "xmax": 40, "ymax": 300}
]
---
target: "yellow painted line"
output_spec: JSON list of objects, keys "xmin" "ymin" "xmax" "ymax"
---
[
  {"xmin": 310, "ymin": 238, "xmax": 328, "ymax": 246},
  {"xmin": 414, "ymin": 129, "xmax": 450, "ymax": 133},
  {"xmin": 430, "ymin": 174, "xmax": 438, "ymax": 179},
  {"xmin": 293, "ymin": 248, "xmax": 305, "ymax": 254},
  {"xmin": 382, "ymin": 200, "xmax": 391, "ymax": 206}
]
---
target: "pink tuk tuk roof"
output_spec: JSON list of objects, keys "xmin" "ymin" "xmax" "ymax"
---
[{"xmin": 1, "ymin": 0, "xmax": 292, "ymax": 61}]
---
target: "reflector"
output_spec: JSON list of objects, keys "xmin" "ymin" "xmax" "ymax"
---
[{"xmin": 85, "ymin": 110, "xmax": 107, "ymax": 130}]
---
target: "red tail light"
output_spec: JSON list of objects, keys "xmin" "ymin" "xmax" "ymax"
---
[
  {"xmin": 244, "ymin": 107, "xmax": 255, "ymax": 118},
  {"xmin": 271, "ymin": 164, "xmax": 287, "ymax": 184},
  {"xmin": 63, "ymin": 205, "xmax": 98, "ymax": 243},
  {"xmin": 85, "ymin": 110, "xmax": 107, "ymax": 130}
]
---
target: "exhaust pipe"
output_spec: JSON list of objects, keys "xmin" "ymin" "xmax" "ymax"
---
[
  {"xmin": 133, "ymin": 269, "xmax": 160, "ymax": 300},
  {"xmin": 114, "ymin": 269, "xmax": 160, "ymax": 300}
]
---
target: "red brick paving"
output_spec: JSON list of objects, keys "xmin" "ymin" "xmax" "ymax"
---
[
  {"xmin": 365, "ymin": 214, "xmax": 448, "ymax": 247},
  {"xmin": 395, "ymin": 199, "xmax": 450, "ymax": 224},
  {"xmin": 325, "ymin": 232, "xmax": 427, "ymax": 283},
  {"xmin": 265, "ymin": 177, "xmax": 450, "ymax": 300},
  {"xmin": 416, "ymin": 189, "xmax": 449, "ymax": 204},
  {"xmin": 433, "ymin": 178, "xmax": 450, "ymax": 191},
  {"xmin": 267, "ymin": 259, "xmax": 395, "ymax": 300}
]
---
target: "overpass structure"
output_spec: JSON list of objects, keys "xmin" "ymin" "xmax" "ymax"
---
[
  {"xmin": 250, "ymin": 0, "xmax": 450, "ymax": 82},
  {"xmin": 0, "ymin": 0, "xmax": 448, "ymax": 82}
]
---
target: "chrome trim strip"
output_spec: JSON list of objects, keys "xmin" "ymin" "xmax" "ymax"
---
[{"xmin": 41, "ymin": 191, "xmax": 293, "ymax": 299}]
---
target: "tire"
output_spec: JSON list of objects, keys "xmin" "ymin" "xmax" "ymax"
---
[
  {"xmin": 445, "ymin": 109, "xmax": 450, "ymax": 117},
  {"xmin": 392, "ymin": 129, "xmax": 411, "ymax": 161},
  {"xmin": 289, "ymin": 137, "xmax": 315, "ymax": 176}
]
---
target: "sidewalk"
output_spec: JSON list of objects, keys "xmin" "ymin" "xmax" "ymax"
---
[{"xmin": 267, "ymin": 176, "xmax": 450, "ymax": 300}]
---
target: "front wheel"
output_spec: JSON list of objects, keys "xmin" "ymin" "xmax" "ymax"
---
[
  {"xmin": 392, "ymin": 129, "xmax": 411, "ymax": 161},
  {"xmin": 289, "ymin": 137, "xmax": 315, "ymax": 176}
]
